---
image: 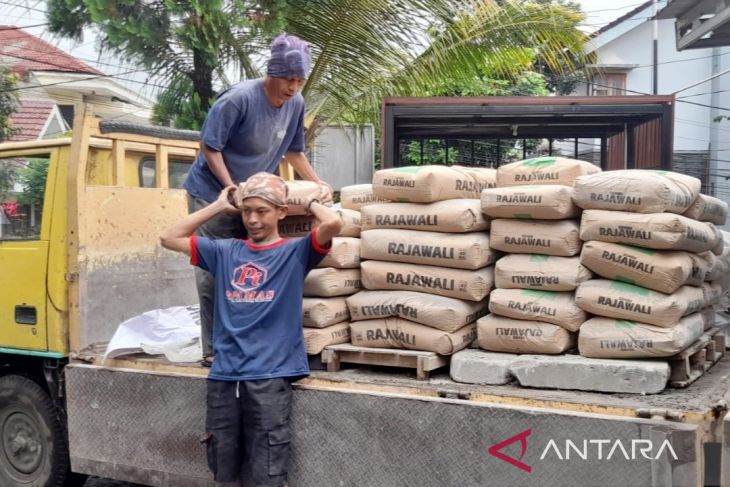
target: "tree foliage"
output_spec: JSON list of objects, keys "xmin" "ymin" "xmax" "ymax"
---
[
  {"xmin": 0, "ymin": 66, "xmax": 19, "ymax": 143},
  {"xmin": 47, "ymin": 0, "xmax": 588, "ymax": 135}
]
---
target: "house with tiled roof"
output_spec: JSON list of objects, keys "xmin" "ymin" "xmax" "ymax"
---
[{"xmin": 0, "ymin": 26, "xmax": 153, "ymax": 139}]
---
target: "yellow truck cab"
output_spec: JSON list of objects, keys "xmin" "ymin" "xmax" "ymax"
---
[{"xmin": 4, "ymin": 101, "xmax": 730, "ymax": 487}]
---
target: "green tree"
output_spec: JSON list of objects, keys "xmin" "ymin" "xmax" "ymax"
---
[
  {"xmin": 48, "ymin": 0, "xmax": 587, "ymax": 134},
  {"xmin": 0, "ymin": 66, "xmax": 18, "ymax": 143},
  {"xmin": 47, "ymin": 0, "xmax": 285, "ymax": 126},
  {"xmin": 17, "ymin": 158, "xmax": 50, "ymax": 207}
]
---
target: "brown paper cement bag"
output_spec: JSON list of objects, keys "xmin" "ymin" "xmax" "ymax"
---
[
  {"xmin": 477, "ymin": 314, "xmax": 575, "ymax": 354},
  {"xmin": 361, "ymin": 200, "xmax": 489, "ymax": 233},
  {"xmin": 346, "ymin": 290, "xmax": 488, "ymax": 332},
  {"xmin": 350, "ymin": 318, "xmax": 476, "ymax": 354},
  {"xmin": 496, "ymin": 156, "xmax": 600, "ymax": 188},
  {"xmin": 490, "ymin": 219, "xmax": 581, "ymax": 256},
  {"xmin": 360, "ymin": 229, "xmax": 497, "ymax": 270},
  {"xmin": 683, "ymin": 194, "xmax": 728, "ymax": 225},
  {"xmin": 578, "ymin": 313, "xmax": 705, "ymax": 359},
  {"xmin": 303, "ymin": 322, "xmax": 351, "ymax": 354},
  {"xmin": 494, "ymin": 254, "xmax": 592, "ymax": 291},
  {"xmin": 285, "ymin": 180, "xmax": 322, "ymax": 215},
  {"xmin": 702, "ymin": 282, "xmax": 724, "ymax": 307},
  {"xmin": 361, "ymin": 260, "xmax": 493, "ymax": 301},
  {"xmin": 304, "ymin": 268, "xmax": 362, "ymax": 297},
  {"xmin": 303, "ymin": 297, "xmax": 350, "ymax": 328},
  {"xmin": 580, "ymin": 210, "xmax": 719, "ymax": 253},
  {"xmin": 580, "ymin": 241, "xmax": 693, "ymax": 294},
  {"xmin": 575, "ymin": 280, "xmax": 698, "ymax": 327},
  {"xmin": 700, "ymin": 307, "xmax": 716, "ymax": 330},
  {"xmin": 316, "ymin": 237, "xmax": 361, "ymax": 269},
  {"xmin": 336, "ymin": 209, "xmax": 361, "ymax": 237},
  {"xmin": 340, "ymin": 184, "xmax": 390, "ymax": 210},
  {"xmin": 372, "ymin": 165, "xmax": 496, "ymax": 203},
  {"xmin": 488, "ymin": 289, "xmax": 587, "ymax": 332},
  {"xmin": 573, "ymin": 170, "xmax": 701, "ymax": 214},
  {"xmin": 279, "ymin": 216, "xmax": 316, "ymax": 237},
  {"xmin": 480, "ymin": 185, "xmax": 579, "ymax": 220},
  {"xmin": 687, "ymin": 252, "xmax": 713, "ymax": 286}
]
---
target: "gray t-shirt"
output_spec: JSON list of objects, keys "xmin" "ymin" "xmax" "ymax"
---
[{"xmin": 184, "ymin": 78, "xmax": 305, "ymax": 202}]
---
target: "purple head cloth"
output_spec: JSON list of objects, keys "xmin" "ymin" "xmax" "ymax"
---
[{"xmin": 267, "ymin": 33, "xmax": 311, "ymax": 79}]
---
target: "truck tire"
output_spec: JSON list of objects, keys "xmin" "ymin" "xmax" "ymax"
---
[{"xmin": 0, "ymin": 375, "xmax": 69, "ymax": 487}]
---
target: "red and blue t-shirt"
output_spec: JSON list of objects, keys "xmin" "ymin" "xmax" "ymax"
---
[{"xmin": 190, "ymin": 230, "xmax": 329, "ymax": 381}]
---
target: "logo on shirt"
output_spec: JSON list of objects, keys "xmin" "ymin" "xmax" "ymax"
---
[
  {"xmin": 276, "ymin": 129, "xmax": 286, "ymax": 140},
  {"xmin": 232, "ymin": 262, "xmax": 268, "ymax": 291}
]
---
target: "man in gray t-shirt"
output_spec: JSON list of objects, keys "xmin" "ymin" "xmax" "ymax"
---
[{"xmin": 183, "ymin": 33, "xmax": 331, "ymax": 365}]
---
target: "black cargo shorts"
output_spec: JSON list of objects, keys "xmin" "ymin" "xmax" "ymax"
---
[{"xmin": 202, "ymin": 378, "xmax": 294, "ymax": 487}]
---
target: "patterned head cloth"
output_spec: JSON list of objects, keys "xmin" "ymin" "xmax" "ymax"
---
[
  {"xmin": 235, "ymin": 172, "xmax": 289, "ymax": 208},
  {"xmin": 267, "ymin": 33, "xmax": 311, "ymax": 79}
]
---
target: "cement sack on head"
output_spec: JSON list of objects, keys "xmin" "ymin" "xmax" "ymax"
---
[
  {"xmin": 361, "ymin": 200, "xmax": 489, "ymax": 233},
  {"xmin": 279, "ymin": 216, "xmax": 316, "ymax": 237},
  {"xmin": 490, "ymin": 219, "xmax": 581, "ymax": 256},
  {"xmin": 580, "ymin": 241, "xmax": 693, "ymax": 294},
  {"xmin": 683, "ymin": 194, "xmax": 728, "ymax": 225},
  {"xmin": 350, "ymin": 318, "xmax": 476, "ymax": 355},
  {"xmin": 361, "ymin": 260, "xmax": 493, "ymax": 301},
  {"xmin": 480, "ymin": 185, "xmax": 579, "ymax": 220},
  {"xmin": 360, "ymin": 229, "xmax": 497, "ymax": 270},
  {"xmin": 316, "ymin": 237, "xmax": 361, "ymax": 269},
  {"xmin": 687, "ymin": 252, "xmax": 713, "ymax": 286},
  {"xmin": 372, "ymin": 165, "xmax": 496, "ymax": 203},
  {"xmin": 578, "ymin": 313, "xmax": 705, "ymax": 359},
  {"xmin": 580, "ymin": 210, "xmax": 719, "ymax": 253},
  {"xmin": 340, "ymin": 184, "xmax": 390, "ymax": 210},
  {"xmin": 346, "ymin": 290, "xmax": 488, "ymax": 332},
  {"xmin": 575, "ymin": 279, "xmax": 699, "ymax": 327},
  {"xmin": 303, "ymin": 322, "xmax": 351, "ymax": 354},
  {"xmin": 700, "ymin": 307, "xmax": 716, "ymax": 330},
  {"xmin": 303, "ymin": 297, "xmax": 350, "ymax": 328},
  {"xmin": 285, "ymin": 180, "xmax": 323, "ymax": 216},
  {"xmin": 488, "ymin": 289, "xmax": 587, "ymax": 332},
  {"xmin": 476, "ymin": 314, "xmax": 575, "ymax": 354},
  {"xmin": 496, "ymin": 156, "xmax": 600, "ymax": 188},
  {"xmin": 573, "ymin": 170, "xmax": 701, "ymax": 214},
  {"xmin": 336, "ymin": 208, "xmax": 361, "ymax": 237},
  {"xmin": 494, "ymin": 254, "xmax": 592, "ymax": 291},
  {"xmin": 304, "ymin": 268, "xmax": 362, "ymax": 297}
]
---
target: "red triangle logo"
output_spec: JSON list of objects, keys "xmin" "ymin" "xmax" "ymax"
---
[{"xmin": 488, "ymin": 428, "xmax": 532, "ymax": 473}]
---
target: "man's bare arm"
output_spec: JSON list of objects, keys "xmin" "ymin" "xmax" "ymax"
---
[
  {"xmin": 201, "ymin": 142, "xmax": 235, "ymax": 188},
  {"xmin": 309, "ymin": 201, "xmax": 343, "ymax": 246}
]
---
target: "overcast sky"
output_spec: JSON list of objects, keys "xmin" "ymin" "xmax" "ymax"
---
[{"xmin": 0, "ymin": 0, "xmax": 652, "ymax": 100}]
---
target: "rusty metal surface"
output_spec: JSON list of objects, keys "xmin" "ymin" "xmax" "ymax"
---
[
  {"xmin": 75, "ymin": 186, "xmax": 196, "ymax": 350},
  {"xmin": 66, "ymin": 364, "xmax": 703, "ymax": 487}
]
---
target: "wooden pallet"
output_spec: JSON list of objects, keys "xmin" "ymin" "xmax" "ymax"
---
[
  {"xmin": 321, "ymin": 344, "xmax": 449, "ymax": 380},
  {"xmin": 669, "ymin": 327, "xmax": 727, "ymax": 388}
]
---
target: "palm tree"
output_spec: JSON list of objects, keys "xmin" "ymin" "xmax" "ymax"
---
[{"xmin": 45, "ymin": 0, "xmax": 587, "ymax": 137}]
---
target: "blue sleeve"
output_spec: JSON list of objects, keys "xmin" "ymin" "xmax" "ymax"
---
[
  {"xmin": 287, "ymin": 103, "xmax": 305, "ymax": 153},
  {"xmin": 200, "ymin": 93, "xmax": 245, "ymax": 152},
  {"xmin": 294, "ymin": 229, "xmax": 330, "ymax": 271},
  {"xmin": 190, "ymin": 236, "xmax": 218, "ymax": 273}
]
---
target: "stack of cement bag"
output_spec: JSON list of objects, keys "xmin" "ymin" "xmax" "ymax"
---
[
  {"xmin": 573, "ymin": 169, "xmax": 729, "ymax": 359},
  {"xmin": 477, "ymin": 157, "xmax": 598, "ymax": 354},
  {"xmin": 277, "ymin": 181, "xmax": 365, "ymax": 355},
  {"xmin": 347, "ymin": 165, "xmax": 497, "ymax": 355}
]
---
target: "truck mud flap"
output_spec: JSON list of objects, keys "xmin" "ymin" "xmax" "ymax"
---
[{"xmin": 66, "ymin": 364, "xmax": 701, "ymax": 487}]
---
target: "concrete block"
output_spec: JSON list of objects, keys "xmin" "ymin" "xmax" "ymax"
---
[
  {"xmin": 449, "ymin": 349, "xmax": 519, "ymax": 385},
  {"xmin": 511, "ymin": 354, "xmax": 670, "ymax": 394}
]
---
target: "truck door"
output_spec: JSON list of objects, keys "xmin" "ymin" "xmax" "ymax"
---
[{"xmin": 0, "ymin": 151, "xmax": 55, "ymax": 352}]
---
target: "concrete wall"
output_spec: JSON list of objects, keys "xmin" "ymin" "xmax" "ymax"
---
[{"xmin": 310, "ymin": 124, "xmax": 375, "ymax": 190}]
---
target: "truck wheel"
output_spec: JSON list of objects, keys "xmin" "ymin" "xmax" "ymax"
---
[{"xmin": 0, "ymin": 375, "xmax": 69, "ymax": 487}]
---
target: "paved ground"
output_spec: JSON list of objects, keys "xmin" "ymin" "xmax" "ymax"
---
[{"xmin": 84, "ymin": 478, "xmax": 147, "ymax": 487}]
